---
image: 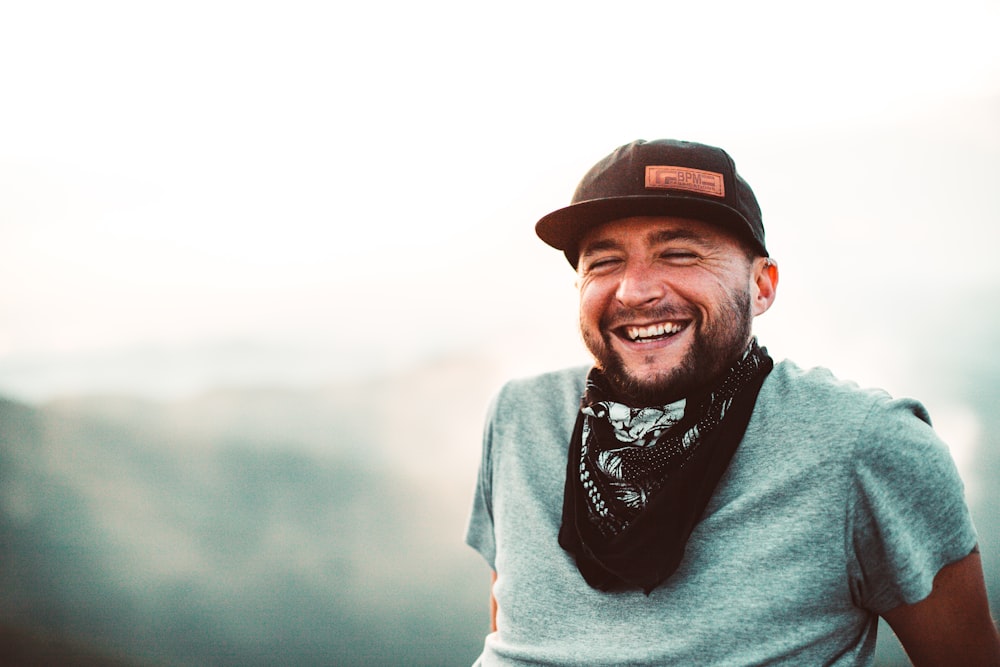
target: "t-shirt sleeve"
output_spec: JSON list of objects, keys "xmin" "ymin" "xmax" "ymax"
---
[
  {"xmin": 846, "ymin": 394, "xmax": 978, "ymax": 615},
  {"xmin": 465, "ymin": 392, "xmax": 499, "ymax": 570}
]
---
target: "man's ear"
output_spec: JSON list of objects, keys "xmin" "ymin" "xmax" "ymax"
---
[{"xmin": 751, "ymin": 257, "xmax": 779, "ymax": 316}]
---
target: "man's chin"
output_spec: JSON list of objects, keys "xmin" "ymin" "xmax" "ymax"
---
[{"xmin": 601, "ymin": 365, "xmax": 690, "ymax": 406}]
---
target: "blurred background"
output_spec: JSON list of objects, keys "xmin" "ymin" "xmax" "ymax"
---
[{"xmin": 1, "ymin": 1, "xmax": 998, "ymax": 665}]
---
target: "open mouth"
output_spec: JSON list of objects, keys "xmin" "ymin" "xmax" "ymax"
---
[{"xmin": 618, "ymin": 321, "xmax": 685, "ymax": 343}]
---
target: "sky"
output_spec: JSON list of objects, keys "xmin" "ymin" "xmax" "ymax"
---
[{"xmin": 1, "ymin": 0, "xmax": 999, "ymax": 401}]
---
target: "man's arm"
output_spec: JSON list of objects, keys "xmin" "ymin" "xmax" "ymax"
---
[{"xmin": 882, "ymin": 549, "xmax": 1000, "ymax": 666}]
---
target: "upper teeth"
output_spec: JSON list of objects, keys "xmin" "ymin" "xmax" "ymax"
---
[{"xmin": 626, "ymin": 322, "xmax": 682, "ymax": 341}]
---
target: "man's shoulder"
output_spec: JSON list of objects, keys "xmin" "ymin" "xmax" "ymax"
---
[
  {"xmin": 765, "ymin": 358, "xmax": 938, "ymax": 444},
  {"xmin": 762, "ymin": 359, "xmax": 893, "ymax": 423},
  {"xmin": 768, "ymin": 359, "xmax": 885, "ymax": 401},
  {"xmin": 487, "ymin": 366, "xmax": 589, "ymax": 443},
  {"xmin": 744, "ymin": 359, "xmax": 936, "ymax": 474},
  {"xmin": 489, "ymin": 365, "xmax": 590, "ymax": 419}
]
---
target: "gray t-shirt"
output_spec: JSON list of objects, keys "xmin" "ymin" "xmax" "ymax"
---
[{"xmin": 465, "ymin": 360, "xmax": 977, "ymax": 666}]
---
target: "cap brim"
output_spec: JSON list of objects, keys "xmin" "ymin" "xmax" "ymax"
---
[{"xmin": 535, "ymin": 195, "xmax": 764, "ymax": 267}]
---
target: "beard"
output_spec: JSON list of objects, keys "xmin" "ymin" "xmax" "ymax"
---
[{"xmin": 582, "ymin": 288, "xmax": 754, "ymax": 406}]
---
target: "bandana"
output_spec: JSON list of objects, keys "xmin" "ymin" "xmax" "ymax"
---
[{"xmin": 558, "ymin": 339, "xmax": 773, "ymax": 593}]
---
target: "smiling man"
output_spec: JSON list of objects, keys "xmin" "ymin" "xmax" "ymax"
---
[{"xmin": 465, "ymin": 139, "xmax": 1000, "ymax": 666}]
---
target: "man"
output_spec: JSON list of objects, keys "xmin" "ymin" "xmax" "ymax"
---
[{"xmin": 465, "ymin": 139, "xmax": 1000, "ymax": 665}]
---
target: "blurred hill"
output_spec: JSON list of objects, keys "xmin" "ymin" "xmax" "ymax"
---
[
  {"xmin": 0, "ymin": 625, "xmax": 147, "ymax": 667},
  {"xmin": 0, "ymin": 355, "xmax": 503, "ymax": 666},
  {"xmin": 0, "ymin": 339, "xmax": 998, "ymax": 666}
]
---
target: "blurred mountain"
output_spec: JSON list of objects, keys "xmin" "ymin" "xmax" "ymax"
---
[
  {"xmin": 0, "ymin": 355, "xmax": 503, "ymax": 667},
  {"xmin": 0, "ymin": 625, "xmax": 147, "ymax": 667}
]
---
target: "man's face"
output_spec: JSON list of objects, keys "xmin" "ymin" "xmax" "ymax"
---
[{"xmin": 577, "ymin": 216, "xmax": 773, "ymax": 405}]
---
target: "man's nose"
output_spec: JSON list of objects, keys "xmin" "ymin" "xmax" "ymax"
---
[{"xmin": 615, "ymin": 262, "xmax": 665, "ymax": 309}]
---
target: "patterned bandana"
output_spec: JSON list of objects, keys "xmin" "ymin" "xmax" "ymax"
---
[{"xmin": 558, "ymin": 338, "xmax": 773, "ymax": 593}]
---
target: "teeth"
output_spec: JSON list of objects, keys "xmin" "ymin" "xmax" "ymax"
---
[{"xmin": 626, "ymin": 322, "xmax": 681, "ymax": 341}]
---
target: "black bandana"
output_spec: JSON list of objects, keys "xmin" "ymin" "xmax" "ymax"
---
[{"xmin": 558, "ymin": 339, "xmax": 773, "ymax": 593}]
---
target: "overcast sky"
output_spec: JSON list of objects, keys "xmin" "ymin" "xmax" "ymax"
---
[{"xmin": 1, "ymin": 0, "xmax": 998, "ymax": 400}]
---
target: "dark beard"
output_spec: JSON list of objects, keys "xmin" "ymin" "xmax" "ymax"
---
[{"xmin": 583, "ymin": 289, "xmax": 754, "ymax": 406}]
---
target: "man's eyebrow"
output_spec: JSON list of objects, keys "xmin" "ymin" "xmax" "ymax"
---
[
  {"xmin": 579, "ymin": 227, "xmax": 714, "ymax": 261},
  {"xmin": 579, "ymin": 238, "xmax": 623, "ymax": 259},
  {"xmin": 647, "ymin": 228, "xmax": 710, "ymax": 245}
]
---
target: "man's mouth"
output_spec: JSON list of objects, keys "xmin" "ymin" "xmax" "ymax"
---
[{"xmin": 619, "ymin": 321, "xmax": 685, "ymax": 343}]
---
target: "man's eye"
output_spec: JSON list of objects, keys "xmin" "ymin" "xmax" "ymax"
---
[
  {"xmin": 585, "ymin": 257, "xmax": 621, "ymax": 272},
  {"xmin": 660, "ymin": 251, "xmax": 698, "ymax": 263}
]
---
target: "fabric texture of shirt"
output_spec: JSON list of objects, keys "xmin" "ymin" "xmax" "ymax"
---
[{"xmin": 465, "ymin": 360, "xmax": 977, "ymax": 666}]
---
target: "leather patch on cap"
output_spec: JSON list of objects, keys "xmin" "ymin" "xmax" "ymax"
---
[{"xmin": 645, "ymin": 166, "xmax": 725, "ymax": 197}]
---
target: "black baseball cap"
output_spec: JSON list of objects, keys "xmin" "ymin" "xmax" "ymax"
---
[{"xmin": 535, "ymin": 139, "xmax": 768, "ymax": 268}]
